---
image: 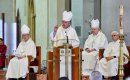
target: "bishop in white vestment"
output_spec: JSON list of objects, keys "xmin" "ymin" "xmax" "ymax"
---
[
  {"xmin": 6, "ymin": 24, "xmax": 36, "ymax": 79},
  {"xmin": 99, "ymin": 31, "xmax": 129, "ymax": 77},
  {"xmin": 82, "ymin": 19, "xmax": 108, "ymax": 76},
  {"xmin": 54, "ymin": 11, "xmax": 80, "ymax": 48},
  {"xmin": 53, "ymin": 11, "xmax": 80, "ymax": 80}
]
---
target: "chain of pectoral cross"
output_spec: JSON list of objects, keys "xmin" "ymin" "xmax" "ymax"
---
[{"xmin": 92, "ymin": 34, "xmax": 99, "ymax": 48}]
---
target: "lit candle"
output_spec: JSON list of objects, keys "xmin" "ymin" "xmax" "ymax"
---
[{"xmin": 120, "ymin": 5, "xmax": 123, "ymax": 16}]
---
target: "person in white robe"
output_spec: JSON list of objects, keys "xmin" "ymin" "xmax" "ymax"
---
[
  {"xmin": 49, "ymin": 25, "xmax": 58, "ymax": 46},
  {"xmin": 54, "ymin": 11, "xmax": 80, "ymax": 48},
  {"xmin": 99, "ymin": 31, "xmax": 129, "ymax": 78},
  {"xmin": 6, "ymin": 24, "xmax": 36, "ymax": 79},
  {"xmin": 53, "ymin": 11, "xmax": 80, "ymax": 80},
  {"xmin": 82, "ymin": 19, "xmax": 108, "ymax": 77}
]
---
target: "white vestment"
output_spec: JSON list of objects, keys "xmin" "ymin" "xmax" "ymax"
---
[
  {"xmin": 49, "ymin": 31, "xmax": 56, "ymax": 42},
  {"xmin": 82, "ymin": 31, "xmax": 108, "ymax": 75},
  {"xmin": 53, "ymin": 25, "xmax": 79, "ymax": 80},
  {"xmin": 49, "ymin": 31, "xmax": 56, "ymax": 48},
  {"xmin": 54, "ymin": 25, "xmax": 80, "ymax": 48},
  {"xmin": 99, "ymin": 40, "xmax": 129, "ymax": 77},
  {"xmin": 6, "ymin": 38, "xmax": 36, "ymax": 79}
]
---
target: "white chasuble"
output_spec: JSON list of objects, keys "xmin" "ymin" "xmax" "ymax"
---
[
  {"xmin": 6, "ymin": 38, "xmax": 36, "ymax": 79},
  {"xmin": 82, "ymin": 31, "xmax": 108, "ymax": 75}
]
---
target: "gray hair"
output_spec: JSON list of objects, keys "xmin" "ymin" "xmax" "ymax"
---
[{"xmin": 111, "ymin": 31, "xmax": 119, "ymax": 35}]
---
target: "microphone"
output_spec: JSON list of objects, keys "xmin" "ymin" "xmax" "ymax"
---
[{"xmin": 65, "ymin": 31, "xmax": 69, "ymax": 43}]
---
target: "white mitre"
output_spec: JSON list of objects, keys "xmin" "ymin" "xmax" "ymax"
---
[
  {"xmin": 21, "ymin": 24, "xmax": 30, "ymax": 34},
  {"xmin": 62, "ymin": 11, "xmax": 72, "ymax": 21},
  {"xmin": 91, "ymin": 19, "xmax": 100, "ymax": 28}
]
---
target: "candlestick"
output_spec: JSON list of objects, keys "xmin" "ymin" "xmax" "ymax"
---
[
  {"xmin": 120, "ymin": 29, "xmax": 123, "ymax": 34},
  {"xmin": 119, "ymin": 4, "xmax": 124, "ymax": 80},
  {"xmin": 120, "ymin": 5, "xmax": 123, "ymax": 16}
]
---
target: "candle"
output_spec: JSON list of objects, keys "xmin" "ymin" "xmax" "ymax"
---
[
  {"xmin": 120, "ymin": 5, "xmax": 123, "ymax": 16},
  {"xmin": 120, "ymin": 29, "xmax": 123, "ymax": 34},
  {"xmin": 120, "ymin": 5, "xmax": 124, "ymax": 34}
]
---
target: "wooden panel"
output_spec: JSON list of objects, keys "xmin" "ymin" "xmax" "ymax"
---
[
  {"xmin": 99, "ymin": 49, "xmax": 105, "ymax": 60},
  {"xmin": 47, "ymin": 51, "xmax": 53, "ymax": 80},
  {"xmin": 36, "ymin": 46, "xmax": 41, "ymax": 73},
  {"xmin": 53, "ymin": 46, "xmax": 80, "ymax": 80},
  {"xmin": 53, "ymin": 47, "xmax": 60, "ymax": 80},
  {"xmin": 72, "ymin": 47, "xmax": 80, "ymax": 80},
  {"xmin": 0, "ymin": 70, "xmax": 6, "ymax": 80}
]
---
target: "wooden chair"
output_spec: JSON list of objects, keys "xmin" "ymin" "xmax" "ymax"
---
[
  {"xmin": 99, "ymin": 49, "xmax": 105, "ymax": 60},
  {"xmin": 29, "ymin": 46, "xmax": 41, "ymax": 73},
  {"xmin": 124, "ymin": 46, "xmax": 130, "ymax": 78},
  {"xmin": 98, "ymin": 46, "xmax": 130, "ymax": 79},
  {"xmin": 27, "ymin": 46, "xmax": 41, "ymax": 80},
  {"xmin": 9, "ymin": 46, "xmax": 41, "ymax": 80}
]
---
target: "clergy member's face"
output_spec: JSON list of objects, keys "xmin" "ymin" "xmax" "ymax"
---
[
  {"xmin": 91, "ymin": 27, "xmax": 99, "ymax": 35},
  {"xmin": 54, "ymin": 26, "xmax": 58, "ymax": 32},
  {"xmin": 62, "ymin": 20, "xmax": 70, "ymax": 29},
  {"xmin": 112, "ymin": 33, "xmax": 119, "ymax": 41},
  {"xmin": 22, "ymin": 34, "xmax": 30, "ymax": 42}
]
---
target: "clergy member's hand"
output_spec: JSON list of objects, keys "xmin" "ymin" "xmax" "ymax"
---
[
  {"xmin": 90, "ymin": 49, "xmax": 96, "ymax": 52},
  {"xmin": 106, "ymin": 56, "xmax": 113, "ymax": 61},
  {"xmin": 17, "ymin": 56, "xmax": 22, "ymax": 59},
  {"xmin": 17, "ymin": 56, "xmax": 26, "ymax": 59},
  {"xmin": 85, "ymin": 49, "xmax": 91, "ymax": 53},
  {"xmin": 86, "ymin": 49, "xmax": 96, "ymax": 53}
]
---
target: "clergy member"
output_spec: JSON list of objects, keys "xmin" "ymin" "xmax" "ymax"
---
[
  {"xmin": 0, "ymin": 38, "xmax": 7, "ymax": 69},
  {"xmin": 49, "ymin": 25, "xmax": 58, "ymax": 46},
  {"xmin": 54, "ymin": 11, "xmax": 80, "ymax": 48},
  {"xmin": 82, "ymin": 19, "xmax": 108, "ymax": 77},
  {"xmin": 99, "ymin": 31, "xmax": 129, "ymax": 79},
  {"xmin": 6, "ymin": 24, "xmax": 36, "ymax": 79}
]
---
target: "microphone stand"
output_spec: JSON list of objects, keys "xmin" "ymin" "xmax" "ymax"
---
[
  {"xmin": 65, "ymin": 31, "xmax": 69, "ymax": 43},
  {"xmin": 64, "ymin": 31, "xmax": 69, "ymax": 78}
]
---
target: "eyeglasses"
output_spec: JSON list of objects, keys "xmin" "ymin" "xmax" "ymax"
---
[{"xmin": 112, "ymin": 35, "xmax": 117, "ymax": 36}]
